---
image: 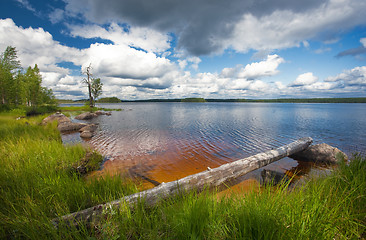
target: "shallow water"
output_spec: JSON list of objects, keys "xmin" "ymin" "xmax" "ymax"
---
[{"xmin": 62, "ymin": 102, "xmax": 366, "ymax": 189}]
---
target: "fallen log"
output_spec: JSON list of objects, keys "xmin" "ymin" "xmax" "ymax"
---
[{"xmin": 52, "ymin": 137, "xmax": 313, "ymax": 228}]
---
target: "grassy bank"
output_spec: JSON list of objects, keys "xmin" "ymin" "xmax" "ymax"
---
[
  {"xmin": 0, "ymin": 113, "xmax": 138, "ymax": 239},
  {"xmin": 0, "ymin": 113, "xmax": 365, "ymax": 239},
  {"xmin": 90, "ymin": 155, "xmax": 365, "ymax": 239}
]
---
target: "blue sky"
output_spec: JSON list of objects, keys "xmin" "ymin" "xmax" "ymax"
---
[{"xmin": 1, "ymin": 0, "xmax": 366, "ymax": 100}]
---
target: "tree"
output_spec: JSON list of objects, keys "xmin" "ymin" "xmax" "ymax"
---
[
  {"xmin": 91, "ymin": 78, "xmax": 103, "ymax": 105},
  {"xmin": 24, "ymin": 64, "xmax": 42, "ymax": 107},
  {"xmin": 0, "ymin": 46, "xmax": 21, "ymax": 106},
  {"xmin": 82, "ymin": 64, "xmax": 103, "ymax": 108},
  {"xmin": 0, "ymin": 46, "xmax": 55, "ymax": 111},
  {"xmin": 82, "ymin": 64, "xmax": 94, "ymax": 108}
]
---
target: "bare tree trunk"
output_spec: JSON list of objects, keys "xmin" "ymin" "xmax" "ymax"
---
[
  {"xmin": 87, "ymin": 82, "xmax": 93, "ymax": 108},
  {"xmin": 83, "ymin": 64, "xmax": 94, "ymax": 108},
  {"xmin": 52, "ymin": 137, "xmax": 313, "ymax": 228}
]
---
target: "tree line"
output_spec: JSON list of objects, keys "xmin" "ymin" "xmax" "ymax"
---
[{"xmin": 0, "ymin": 46, "xmax": 56, "ymax": 111}]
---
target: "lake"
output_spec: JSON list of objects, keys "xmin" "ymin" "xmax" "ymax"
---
[{"xmin": 62, "ymin": 102, "xmax": 366, "ymax": 189}]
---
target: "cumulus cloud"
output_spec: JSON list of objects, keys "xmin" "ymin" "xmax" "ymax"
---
[
  {"xmin": 290, "ymin": 72, "xmax": 319, "ymax": 87},
  {"xmin": 220, "ymin": 55, "xmax": 284, "ymax": 79},
  {"xmin": 282, "ymin": 66, "xmax": 366, "ymax": 97},
  {"xmin": 1, "ymin": 17, "xmax": 365, "ymax": 100},
  {"xmin": 0, "ymin": 18, "xmax": 82, "ymax": 70},
  {"xmin": 0, "ymin": 18, "xmax": 177, "ymax": 98},
  {"xmin": 60, "ymin": 0, "xmax": 366, "ymax": 56},
  {"xmin": 68, "ymin": 23, "xmax": 171, "ymax": 53},
  {"xmin": 83, "ymin": 43, "xmax": 175, "ymax": 81},
  {"xmin": 325, "ymin": 66, "xmax": 366, "ymax": 86}
]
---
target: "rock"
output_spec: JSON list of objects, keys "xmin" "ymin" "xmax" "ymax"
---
[
  {"xmin": 80, "ymin": 131, "xmax": 94, "ymax": 138},
  {"xmin": 290, "ymin": 143, "xmax": 348, "ymax": 164},
  {"xmin": 260, "ymin": 169, "xmax": 290, "ymax": 186},
  {"xmin": 58, "ymin": 122, "xmax": 88, "ymax": 133},
  {"xmin": 94, "ymin": 110, "xmax": 104, "ymax": 116},
  {"xmin": 95, "ymin": 110, "xmax": 112, "ymax": 116},
  {"xmin": 79, "ymin": 124, "xmax": 98, "ymax": 132},
  {"xmin": 76, "ymin": 165, "xmax": 87, "ymax": 175},
  {"xmin": 42, "ymin": 112, "xmax": 71, "ymax": 125},
  {"xmin": 75, "ymin": 112, "xmax": 98, "ymax": 120}
]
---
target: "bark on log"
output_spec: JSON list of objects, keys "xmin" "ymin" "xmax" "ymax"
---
[{"xmin": 52, "ymin": 137, "xmax": 313, "ymax": 228}]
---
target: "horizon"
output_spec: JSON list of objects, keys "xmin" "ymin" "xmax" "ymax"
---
[
  {"xmin": 1, "ymin": 0, "xmax": 366, "ymax": 100},
  {"xmin": 59, "ymin": 96, "xmax": 366, "ymax": 102}
]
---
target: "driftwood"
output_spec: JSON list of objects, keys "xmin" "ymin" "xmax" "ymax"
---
[{"xmin": 52, "ymin": 137, "xmax": 313, "ymax": 228}]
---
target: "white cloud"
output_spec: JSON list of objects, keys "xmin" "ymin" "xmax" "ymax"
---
[
  {"xmin": 290, "ymin": 72, "xmax": 319, "ymax": 87},
  {"xmin": 314, "ymin": 47, "xmax": 332, "ymax": 54},
  {"xmin": 361, "ymin": 38, "xmax": 366, "ymax": 47},
  {"xmin": 49, "ymin": 8, "xmax": 65, "ymax": 24},
  {"xmin": 68, "ymin": 23, "xmax": 171, "ymax": 53},
  {"xmin": 226, "ymin": 0, "xmax": 366, "ymax": 53},
  {"xmin": 239, "ymin": 55, "xmax": 284, "ymax": 79},
  {"xmin": 15, "ymin": 0, "xmax": 36, "ymax": 13},
  {"xmin": 60, "ymin": 0, "xmax": 366, "ymax": 56},
  {"xmin": 178, "ymin": 56, "xmax": 201, "ymax": 70},
  {"xmin": 83, "ymin": 43, "xmax": 175, "ymax": 82},
  {"xmin": 1, "ymin": 18, "xmax": 365, "ymax": 100},
  {"xmin": 220, "ymin": 55, "xmax": 284, "ymax": 80},
  {"xmin": 325, "ymin": 66, "xmax": 366, "ymax": 86},
  {"xmin": 0, "ymin": 18, "xmax": 179, "ymax": 98},
  {"xmin": 0, "ymin": 18, "xmax": 82, "ymax": 70}
]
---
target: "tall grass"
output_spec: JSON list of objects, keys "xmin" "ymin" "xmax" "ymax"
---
[
  {"xmin": 0, "ymin": 112, "xmax": 365, "ymax": 239},
  {"xmin": 92, "ymin": 156, "xmax": 365, "ymax": 240},
  {"xmin": 0, "ymin": 114, "xmax": 138, "ymax": 239}
]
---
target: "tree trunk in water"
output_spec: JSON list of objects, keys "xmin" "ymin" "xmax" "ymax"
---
[{"xmin": 52, "ymin": 137, "xmax": 313, "ymax": 228}]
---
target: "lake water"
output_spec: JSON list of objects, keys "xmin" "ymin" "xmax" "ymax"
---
[{"xmin": 62, "ymin": 102, "xmax": 366, "ymax": 189}]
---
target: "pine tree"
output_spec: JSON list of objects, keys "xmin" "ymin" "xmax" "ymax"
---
[{"xmin": 0, "ymin": 46, "xmax": 21, "ymax": 106}]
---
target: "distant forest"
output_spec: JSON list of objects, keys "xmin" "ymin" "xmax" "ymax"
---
[{"xmin": 59, "ymin": 97, "xmax": 366, "ymax": 103}]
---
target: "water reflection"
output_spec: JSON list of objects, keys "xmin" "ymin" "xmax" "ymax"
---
[{"xmin": 62, "ymin": 102, "xmax": 366, "ymax": 189}]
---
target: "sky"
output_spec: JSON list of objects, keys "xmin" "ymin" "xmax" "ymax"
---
[{"xmin": 0, "ymin": 0, "xmax": 366, "ymax": 100}]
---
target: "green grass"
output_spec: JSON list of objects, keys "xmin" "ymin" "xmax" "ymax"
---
[
  {"xmin": 59, "ymin": 106, "xmax": 122, "ymax": 117},
  {"xmin": 0, "ymin": 112, "xmax": 365, "ymax": 239},
  {"xmin": 92, "ymin": 156, "xmax": 365, "ymax": 239},
  {"xmin": 0, "ymin": 114, "xmax": 138, "ymax": 239}
]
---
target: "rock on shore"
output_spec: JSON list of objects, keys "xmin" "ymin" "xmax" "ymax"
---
[
  {"xmin": 42, "ymin": 112, "xmax": 71, "ymax": 125},
  {"xmin": 79, "ymin": 124, "xmax": 98, "ymax": 138},
  {"xmin": 74, "ymin": 112, "xmax": 98, "ymax": 120},
  {"xmin": 42, "ymin": 112, "xmax": 101, "ymax": 138},
  {"xmin": 75, "ymin": 111, "xmax": 111, "ymax": 120},
  {"xmin": 290, "ymin": 143, "xmax": 348, "ymax": 164},
  {"xmin": 42, "ymin": 112, "xmax": 87, "ymax": 132}
]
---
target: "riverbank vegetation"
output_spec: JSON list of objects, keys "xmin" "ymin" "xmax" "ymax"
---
[
  {"xmin": 97, "ymin": 97, "xmax": 121, "ymax": 103},
  {"xmin": 181, "ymin": 98, "xmax": 207, "ymax": 102},
  {"xmin": 0, "ymin": 112, "xmax": 365, "ymax": 239}
]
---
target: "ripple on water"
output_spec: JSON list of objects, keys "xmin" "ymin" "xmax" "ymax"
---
[{"xmin": 80, "ymin": 102, "xmax": 366, "ymax": 190}]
